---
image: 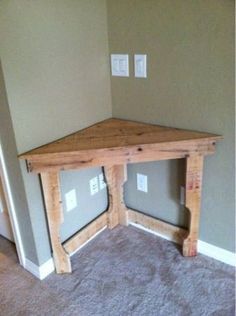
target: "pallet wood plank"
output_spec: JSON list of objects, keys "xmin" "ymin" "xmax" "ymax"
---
[
  {"xmin": 104, "ymin": 164, "xmax": 128, "ymax": 228},
  {"xmin": 19, "ymin": 118, "xmax": 222, "ymax": 164},
  {"xmin": 40, "ymin": 172, "xmax": 71, "ymax": 273},
  {"xmin": 64, "ymin": 212, "xmax": 107, "ymax": 255},
  {"xmin": 128, "ymin": 209, "xmax": 188, "ymax": 244},
  {"xmin": 24, "ymin": 139, "xmax": 216, "ymax": 173},
  {"xmin": 183, "ymin": 155, "xmax": 204, "ymax": 256}
]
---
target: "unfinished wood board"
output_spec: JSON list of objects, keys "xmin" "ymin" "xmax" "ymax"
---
[
  {"xmin": 104, "ymin": 164, "xmax": 128, "ymax": 228},
  {"xmin": 23, "ymin": 140, "xmax": 217, "ymax": 173},
  {"xmin": 183, "ymin": 155, "xmax": 203, "ymax": 256},
  {"xmin": 128, "ymin": 209, "xmax": 188, "ymax": 245},
  {"xmin": 40, "ymin": 172, "xmax": 71, "ymax": 274},
  {"xmin": 64, "ymin": 212, "xmax": 107, "ymax": 255},
  {"xmin": 19, "ymin": 118, "xmax": 222, "ymax": 156},
  {"xmin": 19, "ymin": 118, "xmax": 222, "ymax": 165}
]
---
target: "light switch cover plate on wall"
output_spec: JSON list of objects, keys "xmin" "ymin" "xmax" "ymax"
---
[
  {"xmin": 134, "ymin": 54, "xmax": 147, "ymax": 78},
  {"xmin": 99, "ymin": 173, "xmax": 106, "ymax": 190},
  {"xmin": 111, "ymin": 54, "xmax": 129, "ymax": 77},
  {"xmin": 90, "ymin": 176, "xmax": 99, "ymax": 195}
]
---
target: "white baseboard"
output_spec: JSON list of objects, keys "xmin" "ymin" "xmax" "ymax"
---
[
  {"xmin": 130, "ymin": 222, "xmax": 236, "ymax": 267},
  {"xmin": 23, "ymin": 227, "xmax": 107, "ymax": 279},
  {"xmin": 198, "ymin": 240, "xmax": 235, "ymax": 267},
  {"xmin": 24, "ymin": 258, "xmax": 55, "ymax": 280}
]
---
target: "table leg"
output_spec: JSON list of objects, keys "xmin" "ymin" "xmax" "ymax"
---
[
  {"xmin": 104, "ymin": 164, "xmax": 128, "ymax": 228},
  {"xmin": 183, "ymin": 155, "xmax": 204, "ymax": 256},
  {"xmin": 41, "ymin": 172, "xmax": 71, "ymax": 273}
]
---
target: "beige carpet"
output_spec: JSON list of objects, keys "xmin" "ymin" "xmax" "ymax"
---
[{"xmin": 0, "ymin": 225, "xmax": 235, "ymax": 316}]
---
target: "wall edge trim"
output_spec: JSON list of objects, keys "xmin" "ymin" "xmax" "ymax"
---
[
  {"xmin": 24, "ymin": 258, "xmax": 55, "ymax": 280},
  {"xmin": 198, "ymin": 240, "xmax": 235, "ymax": 267},
  {"xmin": 0, "ymin": 144, "xmax": 25, "ymax": 266},
  {"xmin": 24, "ymin": 226, "xmax": 107, "ymax": 279}
]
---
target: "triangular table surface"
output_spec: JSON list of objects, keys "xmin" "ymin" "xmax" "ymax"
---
[{"xmin": 20, "ymin": 118, "xmax": 222, "ymax": 159}]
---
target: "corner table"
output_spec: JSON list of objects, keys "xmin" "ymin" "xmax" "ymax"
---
[{"xmin": 19, "ymin": 118, "xmax": 222, "ymax": 274}]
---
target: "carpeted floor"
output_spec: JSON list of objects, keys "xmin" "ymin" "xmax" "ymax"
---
[{"xmin": 0, "ymin": 225, "xmax": 235, "ymax": 316}]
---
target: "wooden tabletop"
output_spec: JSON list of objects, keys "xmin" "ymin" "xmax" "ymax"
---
[
  {"xmin": 19, "ymin": 118, "xmax": 222, "ymax": 172},
  {"xmin": 20, "ymin": 118, "xmax": 222, "ymax": 158}
]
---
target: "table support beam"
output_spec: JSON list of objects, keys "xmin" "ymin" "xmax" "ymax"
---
[
  {"xmin": 183, "ymin": 155, "xmax": 204, "ymax": 257},
  {"xmin": 41, "ymin": 172, "xmax": 71, "ymax": 273},
  {"xmin": 128, "ymin": 209, "xmax": 187, "ymax": 244},
  {"xmin": 64, "ymin": 212, "xmax": 107, "ymax": 255},
  {"xmin": 104, "ymin": 164, "xmax": 128, "ymax": 228}
]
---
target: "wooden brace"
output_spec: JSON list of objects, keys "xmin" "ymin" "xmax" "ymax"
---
[{"xmin": 104, "ymin": 164, "xmax": 128, "ymax": 228}]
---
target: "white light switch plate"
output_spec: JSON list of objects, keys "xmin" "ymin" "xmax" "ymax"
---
[
  {"xmin": 99, "ymin": 173, "xmax": 106, "ymax": 190},
  {"xmin": 111, "ymin": 54, "xmax": 129, "ymax": 77},
  {"xmin": 134, "ymin": 54, "xmax": 147, "ymax": 78},
  {"xmin": 90, "ymin": 176, "xmax": 99, "ymax": 195},
  {"xmin": 65, "ymin": 189, "xmax": 77, "ymax": 212},
  {"xmin": 137, "ymin": 173, "xmax": 148, "ymax": 193}
]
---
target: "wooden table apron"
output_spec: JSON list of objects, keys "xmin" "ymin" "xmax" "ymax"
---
[{"xmin": 19, "ymin": 119, "xmax": 221, "ymax": 274}]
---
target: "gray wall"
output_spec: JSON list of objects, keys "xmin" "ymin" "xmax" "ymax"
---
[
  {"xmin": 107, "ymin": 0, "xmax": 235, "ymax": 252},
  {"xmin": 60, "ymin": 168, "xmax": 108, "ymax": 242},
  {"xmin": 0, "ymin": 0, "xmax": 112, "ymax": 265},
  {"xmin": 0, "ymin": 61, "xmax": 38, "ymax": 263},
  {"xmin": 124, "ymin": 160, "xmax": 188, "ymax": 228}
]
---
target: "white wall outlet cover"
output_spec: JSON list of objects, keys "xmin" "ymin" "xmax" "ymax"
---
[
  {"xmin": 134, "ymin": 54, "xmax": 147, "ymax": 78},
  {"xmin": 99, "ymin": 173, "xmax": 106, "ymax": 190},
  {"xmin": 65, "ymin": 189, "xmax": 77, "ymax": 212},
  {"xmin": 111, "ymin": 54, "xmax": 129, "ymax": 77},
  {"xmin": 90, "ymin": 176, "xmax": 99, "ymax": 196},
  {"xmin": 137, "ymin": 173, "xmax": 148, "ymax": 193}
]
